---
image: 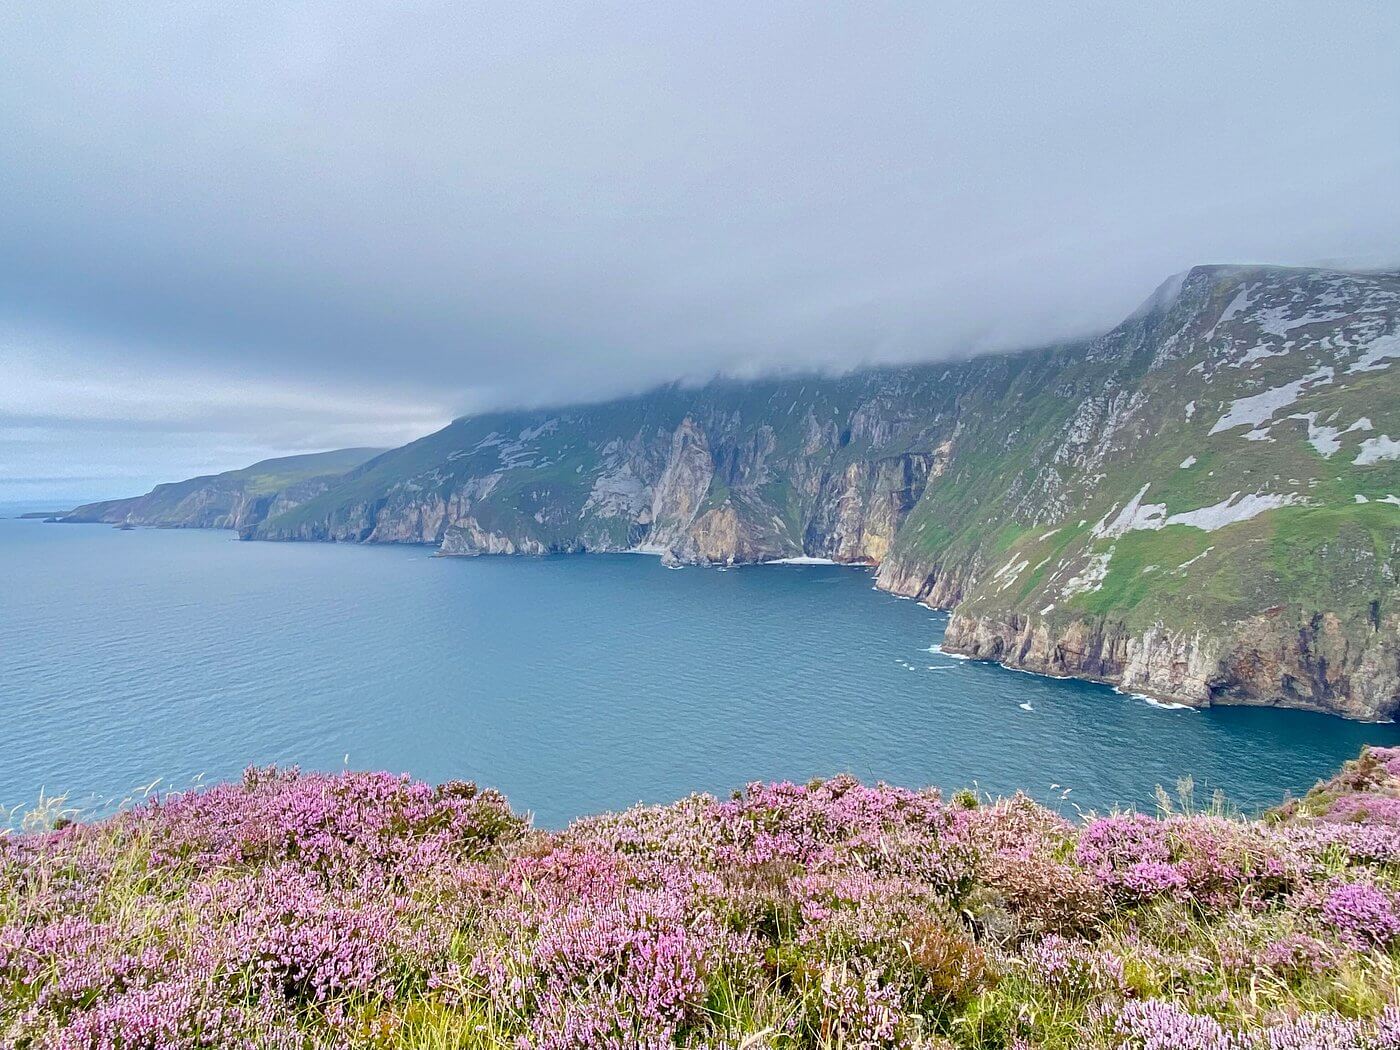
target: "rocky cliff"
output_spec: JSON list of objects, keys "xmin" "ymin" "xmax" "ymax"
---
[
  {"xmin": 871, "ymin": 265, "xmax": 1400, "ymax": 719},
  {"xmin": 938, "ymin": 609, "xmax": 1400, "ymax": 720},
  {"xmin": 61, "ymin": 266, "xmax": 1400, "ymax": 719}
]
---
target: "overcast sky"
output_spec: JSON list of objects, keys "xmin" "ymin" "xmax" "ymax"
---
[{"xmin": 2, "ymin": 3, "xmax": 1398, "ymax": 502}]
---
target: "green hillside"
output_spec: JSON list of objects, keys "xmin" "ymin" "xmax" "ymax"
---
[{"xmin": 58, "ymin": 447, "xmax": 386, "ymax": 529}]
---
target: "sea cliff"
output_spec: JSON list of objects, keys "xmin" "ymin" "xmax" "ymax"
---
[{"xmin": 58, "ymin": 265, "xmax": 1400, "ymax": 719}]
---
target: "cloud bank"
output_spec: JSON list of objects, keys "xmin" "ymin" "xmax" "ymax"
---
[{"xmin": 2, "ymin": 2, "xmax": 1398, "ymax": 499}]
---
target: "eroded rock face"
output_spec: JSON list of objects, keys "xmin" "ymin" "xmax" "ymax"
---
[
  {"xmin": 440, "ymin": 519, "xmax": 552, "ymax": 556},
  {"xmin": 648, "ymin": 418, "xmax": 716, "ymax": 551},
  {"xmin": 367, "ymin": 494, "xmax": 453, "ymax": 544},
  {"xmin": 874, "ymin": 552, "xmax": 972, "ymax": 609},
  {"xmin": 937, "ymin": 608, "xmax": 1400, "ymax": 720},
  {"xmin": 671, "ymin": 505, "xmax": 747, "ymax": 565},
  {"xmin": 938, "ymin": 612, "xmax": 1154, "ymax": 690},
  {"xmin": 1214, "ymin": 610, "xmax": 1400, "ymax": 719},
  {"xmin": 805, "ymin": 454, "xmax": 933, "ymax": 564}
]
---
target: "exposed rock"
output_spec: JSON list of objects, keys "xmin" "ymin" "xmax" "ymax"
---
[
  {"xmin": 648, "ymin": 418, "xmax": 716, "ymax": 550},
  {"xmin": 872, "ymin": 556, "xmax": 960, "ymax": 608},
  {"xmin": 938, "ymin": 608, "xmax": 1400, "ymax": 721},
  {"xmin": 804, "ymin": 454, "xmax": 933, "ymax": 564},
  {"xmin": 440, "ymin": 518, "xmax": 553, "ymax": 556}
]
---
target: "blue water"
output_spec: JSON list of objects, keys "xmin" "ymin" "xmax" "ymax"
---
[{"xmin": 2, "ymin": 514, "xmax": 1396, "ymax": 826}]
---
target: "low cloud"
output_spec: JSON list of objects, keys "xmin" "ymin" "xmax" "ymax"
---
[{"xmin": 1, "ymin": 3, "xmax": 1397, "ymax": 499}]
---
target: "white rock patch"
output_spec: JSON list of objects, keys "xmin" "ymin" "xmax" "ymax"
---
[
  {"xmin": 1180, "ymin": 456, "xmax": 1197, "ymax": 468},
  {"xmin": 1176, "ymin": 547, "xmax": 1214, "ymax": 572},
  {"xmin": 1347, "ymin": 332, "xmax": 1400, "ymax": 374},
  {"xmin": 1209, "ymin": 368, "xmax": 1334, "ymax": 435},
  {"xmin": 1232, "ymin": 344, "xmax": 1289, "ymax": 368},
  {"xmin": 1255, "ymin": 306, "xmax": 1347, "ymax": 337},
  {"xmin": 998, "ymin": 561, "xmax": 1029, "ymax": 591},
  {"xmin": 1063, "ymin": 549, "xmax": 1113, "ymax": 598},
  {"xmin": 1291, "ymin": 414, "xmax": 1373, "ymax": 458},
  {"xmin": 1216, "ymin": 285, "xmax": 1255, "ymax": 326},
  {"xmin": 1354, "ymin": 436, "xmax": 1400, "ymax": 466},
  {"xmin": 1094, "ymin": 484, "xmax": 1304, "ymax": 537},
  {"xmin": 1166, "ymin": 492, "xmax": 1304, "ymax": 530},
  {"xmin": 992, "ymin": 554, "xmax": 1024, "ymax": 580},
  {"xmin": 1093, "ymin": 483, "xmax": 1166, "ymax": 539}
]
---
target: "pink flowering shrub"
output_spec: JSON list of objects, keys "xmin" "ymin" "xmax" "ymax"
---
[
  {"xmin": 1110, "ymin": 1001, "xmax": 1400, "ymax": 1050},
  {"xmin": 1020, "ymin": 934, "xmax": 1126, "ymax": 1000},
  {"xmin": 1361, "ymin": 748, "xmax": 1400, "ymax": 780},
  {"xmin": 139, "ymin": 766, "xmax": 521, "ymax": 874},
  {"xmin": 4, "ymin": 750, "xmax": 1400, "ymax": 1048},
  {"xmin": 1258, "ymin": 933, "xmax": 1331, "ymax": 978},
  {"xmin": 1318, "ymin": 881, "xmax": 1400, "ymax": 947},
  {"xmin": 1325, "ymin": 793, "xmax": 1400, "ymax": 826}
]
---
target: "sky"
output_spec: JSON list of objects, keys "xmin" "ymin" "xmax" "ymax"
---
[{"xmin": 2, "ymin": 3, "xmax": 1398, "ymax": 502}]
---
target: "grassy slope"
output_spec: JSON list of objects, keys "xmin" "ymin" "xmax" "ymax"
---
[
  {"xmin": 890, "ymin": 266, "xmax": 1399, "ymax": 656},
  {"xmin": 63, "ymin": 447, "xmax": 386, "ymax": 521},
  {"xmin": 225, "ymin": 448, "xmax": 390, "ymax": 495}
]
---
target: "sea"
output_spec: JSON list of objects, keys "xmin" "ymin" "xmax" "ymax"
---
[{"xmin": 3, "ymin": 509, "xmax": 1395, "ymax": 827}]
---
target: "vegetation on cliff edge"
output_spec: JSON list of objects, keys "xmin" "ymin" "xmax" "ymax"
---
[{"xmin": 7, "ymin": 750, "xmax": 1400, "ymax": 1048}]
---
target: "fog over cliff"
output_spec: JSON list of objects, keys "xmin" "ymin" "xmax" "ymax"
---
[{"xmin": 2, "ymin": 3, "xmax": 1398, "ymax": 499}]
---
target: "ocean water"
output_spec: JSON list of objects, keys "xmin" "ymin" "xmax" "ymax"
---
[{"xmin": 2, "ymin": 514, "xmax": 1396, "ymax": 827}]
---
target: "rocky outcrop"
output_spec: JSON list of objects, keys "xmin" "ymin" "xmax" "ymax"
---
[
  {"xmin": 665, "ymin": 494, "xmax": 795, "ymax": 566},
  {"xmin": 440, "ymin": 518, "xmax": 554, "ymax": 556},
  {"xmin": 937, "ymin": 611, "xmax": 1218, "ymax": 702},
  {"xmin": 873, "ymin": 548, "xmax": 975, "ymax": 609},
  {"xmin": 1214, "ymin": 610, "xmax": 1400, "ymax": 719},
  {"xmin": 248, "ymin": 499, "xmax": 387, "ymax": 543},
  {"xmin": 647, "ymin": 418, "xmax": 716, "ymax": 551},
  {"xmin": 805, "ymin": 454, "xmax": 933, "ymax": 564},
  {"xmin": 938, "ymin": 608, "xmax": 1400, "ymax": 721}
]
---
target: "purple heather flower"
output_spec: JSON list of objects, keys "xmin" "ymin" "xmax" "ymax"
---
[
  {"xmin": 1319, "ymin": 881, "xmax": 1400, "ymax": 947},
  {"xmin": 4, "ymin": 762, "xmax": 1400, "ymax": 1047}
]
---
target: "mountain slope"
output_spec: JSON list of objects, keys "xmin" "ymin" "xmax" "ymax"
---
[
  {"xmin": 57, "ymin": 448, "xmax": 386, "ymax": 530},
  {"xmin": 81, "ymin": 265, "xmax": 1399, "ymax": 718},
  {"xmin": 876, "ymin": 266, "xmax": 1399, "ymax": 718}
]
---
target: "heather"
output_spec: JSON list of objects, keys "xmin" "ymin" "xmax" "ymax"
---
[{"xmin": 4, "ymin": 755, "xmax": 1400, "ymax": 1048}]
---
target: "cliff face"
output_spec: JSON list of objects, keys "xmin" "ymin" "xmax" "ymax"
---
[
  {"xmin": 872, "ymin": 264, "xmax": 1400, "ymax": 720},
  {"xmin": 802, "ymin": 453, "xmax": 935, "ymax": 564},
  {"xmin": 245, "ymin": 380, "xmax": 968, "ymax": 566},
  {"xmin": 56, "ymin": 449, "xmax": 385, "ymax": 532},
  {"xmin": 648, "ymin": 418, "xmax": 719, "ymax": 554},
  {"xmin": 62, "ymin": 266, "xmax": 1400, "ymax": 719},
  {"xmin": 939, "ymin": 607, "xmax": 1400, "ymax": 721}
]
